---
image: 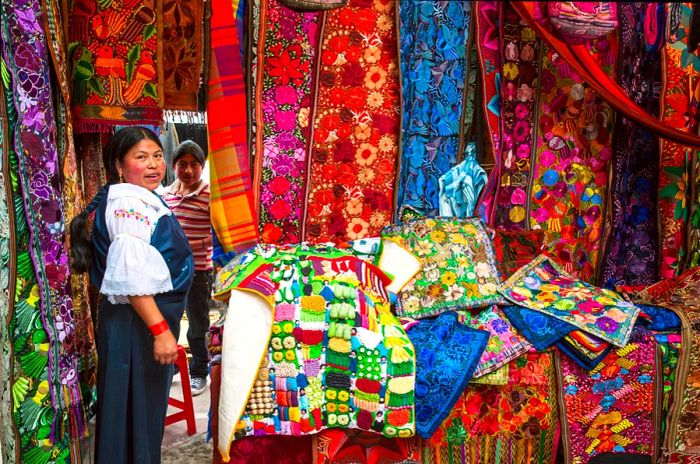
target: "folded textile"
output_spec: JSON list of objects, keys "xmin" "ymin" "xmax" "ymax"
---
[
  {"xmin": 636, "ymin": 304, "xmax": 681, "ymax": 332},
  {"xmin": 408, "ymin": 311, "xmax": 489, "ymax": 439},
  {"xmin": 502, "ymin": 305, "xmax": 575, "ymax": 351},
  {"xmin": 556, "ymin": 338, "xmax": 612, "ymax": 371}
]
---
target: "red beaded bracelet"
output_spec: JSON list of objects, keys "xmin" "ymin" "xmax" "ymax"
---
[{"xmin": 149, "ymin": 320, "xmax": 169, "ymax": 337}]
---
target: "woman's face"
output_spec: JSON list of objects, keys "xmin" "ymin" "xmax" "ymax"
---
[{"xmin": 116, "ymin": 139, "xmax": 165, "ymax": 191}]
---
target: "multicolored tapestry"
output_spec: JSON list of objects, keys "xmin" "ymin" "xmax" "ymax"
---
[
  {"xmin": 654, "ymin": 333, "xmax": 680, "ymax": 440},
  {"xmin": 304, "ymin": 0, "xmax": 400, "ymax": 243},
  {"xmin": 502, "ymin": 305, "xmax": 575, "ymax": 351},
  {"xmin": 500, "ymin": 256, "xmax": 640, "ymax": 347},
  {"xmin": 382, "ymin": 218, "xmax": 503, "ymax": 319},
  {"xmin": 491, "ymin": 228, "xmax": 544, "ymax": 277},
  {"xmin": 408, "ymin": 311, "xmax": 489, "ymax": 438},
  {"xmin": 208, "ymin": 0, "xmax": 258, "ymax": 256},
  {"xmin": 458, "ymin": 306, "xmax": 532, "ymax": 377},
  {"xmin": 689, "ymin": 146, "xmax": 700, "ymax": 269},
  {"xmin": 313, "ymin": 429, "xmax": 422, "ymax": 464},
  {"xmin": 67, "ymin": 0, "xmax": 164, "ymax": 131},
  {"xmin": 492, "ymin": 2, "xmax": 539, "ymax": 230},
  {"xmin": 599, "ymin": 2, "xmax": 661, "ymax": 288},
  {"xmin": 215, "ymin": 244, "xmax": 415, "ymax": 460},
  {"xmin": 1, "ymin": 73, "xmax": 71, "ymax": 463},
  {"xmin": 527, "ymin": 37, "xmax": 615, "ymax": 282},
  {"xmin": 2, "ymin": 0, "xmax": 86, "ymax": 444},
  {"xmin": 162, "ymin": 0, "xmax": 204, "ymax": 111},
  {"xmin": 423, "ymin": 352, "xmax": 559, "ymax": 464},
  {"xmin": 395, "ymin": 0, "xmax": 471, "ymax": 219},
  {"xmin": 559, "ymin": 329, "xmax": 660, "ymax": 463},
  {"xmin": 254, "ymin": 0, "xmax": 320, "ymax": 245},
  {"xmin": 474, "ymin": 0, "xmax": 502, "ymax": 222},
  {"xmin": 657, "ymin": 2, "xmax": 698, "ymax": 279}
]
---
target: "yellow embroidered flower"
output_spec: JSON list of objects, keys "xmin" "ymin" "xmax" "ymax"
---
[
  {"xmin": 363, "ymin": 46, "xmax": 381, "ymax": 64},
  {"xmin": 337, "ymin": 404, "xmax": 349, "ymax": 413},
  {"xmin": 503, "ymin": 62, "xmax": 519, "ymax": 80},
  {"xmin": 367, "ymin": 91, "xmax": 384, "ymax": 109},
  {"xmin": 539, "ymin": 284, "xmax": 559, "ymax": 293},
  {"xmin": 355, "ymin": 143, "xmax": 378, "ymax": 166},
  {"xmin": 297, "ymin": 107, "xmax": 310, "ymax": 128},
  {"xmin": 358, "ymin": 167, "xmax": 376, "ymax": 184},
  {"xmin": 326, "ymin": 390, "xmax": 337, "ymax": 400},
  {"xmin": 326, "ymin": 403, "xmax": 337, "ymax": 413},
  {"xmin": 378, "ymin": 134, "xmax": 395, "ymax": 153},
  {"xmin": 346, "ymin": 198, "xmax": 363, "ymax": 216},
  {"xmin": 282, "ymin": 322, "xmax": 294, "ymax": 333},
  {"xmin": 430, "ymin": 229, "xmax": 446, "ymax": 243},
  {"xmin": 425, "ymin": 219, "xmax": 437, "ymax": 228},
  {"xmin": 354, "ymin": 123, "xmax": 371, "ymax": 140},
  {"xmin": 376, "ymin": 14, "xmax": 392, "ymax": 33},
  {"xmin": 272, "ymin": 352, "xmax": 283, "ymax": 362},
  {"xmin": 370, "ymin": 210, "xmax": 387, "ymax": 228},
  {"xmin": 272, "ymin": 325, "xmax": 282, "ymax": 335},
  {"xmin": 338, "ymin": 390, "xmax": 349, "ymax": 402},
  {"xmin": 284, "ymin": 350, "xmax": 296, "ymax": 361},
  {"xmin": 461, "ymin": 223, "xmax": 478, "ymax": 235},
  {"xmin": 346, "ymin": 217, "xmax": 370, "ymax": 240},
  {"xmin": 509, "ymin": 206, "xmax": 526, "ymax": 224},
  {"xmin": 536, "ymin": 292, "xmax": 557, "ymax": 304},
  {"xmin": 440, "ymin": 271, "xmax": 457, "ymax": 286}
]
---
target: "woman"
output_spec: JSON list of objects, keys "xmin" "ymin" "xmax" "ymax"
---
[{"xmin": 70, "ymin": 126, "xmax": 194, "ymax": 463}]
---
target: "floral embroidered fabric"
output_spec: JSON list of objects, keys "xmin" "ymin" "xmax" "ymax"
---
[
  {"xmin": 500, "ymin": 256, "xmax": 640, "ymax": 347},
  {"xmin": 396, "ymin": 0, "xmax": 471, "ymax": 218},
  {"xmin": 423, "ymin": 352, "xmax": 559, "ymax": 464},
  {"xmin": 255, "ymin": 0, "xmax": 320, "ymax": 245},
  {"xmin": 559, "ymin": 329, "xmax": 659, "ymax": 463},
  {"xmin": 382, "ymin": 218, "xmax": 503, "ymax": 319},
  {"xmin": 637, "ymin": 304, "xmax": 681, "ymax": 332},
  {"xmin": 457, "ymin": 306, "xmax": 532, "ymax": 378},
  {"xmin": 492, "ymin": 3, "xmax": 540, "ymax": 230},
  {"xmin": 313, "ymin": 429, "xmax": 422, "ymax": 464},
  {"xmin": 599, "ymin": 2, "xmax": 661, "ymax": 288},
  {"xmin": 407, "ymin": 311, "xmax": 488, "ymax": 438},
  {"xmin": 502, "ymin": 305, "xmax": 575, "ymax": 351},
  {"xmin": 304, "ymin": 0, "xmax": 400, "ymax": 243},
  {"xmin": 491, "ymin": 228, "xmax": 544, "ymax": 278},
  {"xmin": 218, "ymin": 243, "xmax": 415, "ymax": 439}
]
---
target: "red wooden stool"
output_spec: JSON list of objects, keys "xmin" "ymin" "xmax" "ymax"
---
[{"xmin": 166, "ymin": 345, "xmax": 197, "ymax": 435}]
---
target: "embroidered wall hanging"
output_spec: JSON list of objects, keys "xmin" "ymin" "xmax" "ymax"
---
[
  {"xmin": 654, "ymin": 333, "xmax": 680, "ymax": 441},
  {"xmin": 491, "ymin": 228, "xmax": 544, "ymax": 277},
  {"xmin": 492, "ymin": 2, "xmax": 540, "ymax": 231},
  {"xmin": 67, "ymin": 0, "xmax": 164, "ymax": 131},
  {"xmin": 474, "ymin": 0, "xmax": 502, "ymax": 222},
  {"xmin": 499, "ymin": 255, "xmax": 640, "ymax": 347},
  {"xmin": 457, "ymin": 306, "xmax": 532, "ymax": 378},
  {"xmin": 2, "ymin": 0, "xmax": 86, "ymax": 442},
  {"xmin": 382, "ymin": 217, "xmax": 503, "ymax": 319},
  {"xmin": 407, "ymin": 311, "xmax": 489, "ymax": 438},
  {"xmin": 502, "ymin": 304, "xmax": 576, "ymax": 351},
  {"xmin": 395, "ymin": 0, "xmax": 471, "ymax": 219},
  {"xmin": 313, "ymin": 429, "xmax": 422, "ymax": 464},
  {"xmin": 215, "ymin": 244, "xmax": 415, "ymax": 459},
  {"xmin": 303, "ymin": 0, "xmax": 400, "ymax": 244},
  {"xmin": 423, "ymin": 352, "xmax": 559, "ymax": 464},
  {"xmin": 599, "ymin": 2, "xmax": 662, "ymax": 289},
  {"xmin": 208, "ymin": 0, "xmax": 258, "ymax": 257},
  {"xmin": 254, "ymin": 0, "xmax": 320, "ymax": 245},
  {"xmin": 657, "ymin": 2, "xmax": 697, "ymax": 279},
  {"xmin": 559, "ymin": 329, "xmax": 660, "ymax": 463},
  {"xmin": 689, "ymin": 144, "xmax": 700, "ymax": 269},
  {"xmin": 162, "ymin": 0, "xmax": 204, "ymax": 111},
  {"xmin": 527, "ymin": 38, "xmax": 615, "ymax": 282}
]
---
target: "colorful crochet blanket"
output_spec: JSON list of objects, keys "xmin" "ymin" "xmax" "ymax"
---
[{"xmin": 214, "ymin": 244, "xmax": 415, "ymax": 460}]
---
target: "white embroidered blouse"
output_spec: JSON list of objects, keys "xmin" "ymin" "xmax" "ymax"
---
[{"xmin": 100, "ymin": 183, "xmax": 174, "ymax": 304}]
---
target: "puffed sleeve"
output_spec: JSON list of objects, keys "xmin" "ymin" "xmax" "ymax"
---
[{"xmin": 100, "ymin": 190, "xmax": 173, "ymax": 304}]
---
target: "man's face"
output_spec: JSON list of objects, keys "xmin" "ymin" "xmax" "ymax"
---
[{"xmin": 173, "ymin": 153, "xmax": 203, "ymax": 189}]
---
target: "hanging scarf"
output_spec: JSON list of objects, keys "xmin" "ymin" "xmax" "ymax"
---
[
  {"xmin": 492, "ymin": 2, "xmax": 540, "ymax": 231},
  {"xmin": 66, "ymin": 0, "xmax": 164, "ymax": 131},
  {"xmin": 2, "ymin": 0, "xmax": 85, "ymax": 443},
  {"xmin": 304, "ymin": 0, "xmax": 400, "ymax": 244},
  {"xmin": 599, "ymin": 3, "xmax": 662, "ymax": 288},
  {"xmin": 395, "ymin": 0, "xmax": 472, "ymax": 219},
  {"xmin": 254, "ymin": 0, "xmax": 320, "ymax": 245},
  {"xmin": 208, "ymin": 0, "xmax": 258, "ymax": 257},
  {"xmin": 474, "ymin": 1, "xmax": 502, "ymax": 223},
  {"xmin": 162, "ymin": 0, "xmax": 204, "ymax": 111}
]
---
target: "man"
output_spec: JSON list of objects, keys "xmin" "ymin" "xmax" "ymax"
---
[{"xmin": 163, "ymin": 140, "xmax": 213, "ymax": 396}]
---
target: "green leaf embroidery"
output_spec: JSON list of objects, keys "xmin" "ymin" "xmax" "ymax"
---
[{"xmin": 143, "ymin": 83, "xmax": 158, "ymax": 99}]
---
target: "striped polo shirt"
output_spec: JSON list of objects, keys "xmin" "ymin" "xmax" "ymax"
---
[{"xmin": 163, "ymin": 180, "xmax": 213, "ymax": 271}]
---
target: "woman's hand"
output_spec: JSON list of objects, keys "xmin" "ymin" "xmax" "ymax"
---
[{"xmin": 153, "ymin": 330, "xmax": 179, "ymax": 365}]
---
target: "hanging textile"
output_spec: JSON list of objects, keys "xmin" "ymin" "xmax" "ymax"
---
[
  {"xmin": 422, "ymin": 352, "xmax": 559, "ymax": 464},
  {"xmin": 304, "ymin": 0, "xmax": 400, "ymax": 244},
  {"xmin": 599, "ymin": 3, "xmax": 662, "ymax": 288},
  {"xmin": 492, "ymin": 2, "xmax": 540, "ymax": 231},
  {"xmin": 2, "ymin": 0, "xmax": 86, "ymax": 445},
  {"xmin": 558, "ymin": 329, "xmax": 660, "ymax": 463},
  {"xmin": 654, "ymin": 333, "xmax": 681, "ymax": 441},
  {"xmin": 313, "ymin": 429, "xmax": 422, "ymax": 464},
  {"xmin": 66, "ymin": 0, "xmax": 164, "ymax": 131},
  {"xmin": 162, "ymin": 0, "xmax": 204, "ymax": 111},
  {"xmin": 657, "ymin": 3, "xmax": 698, "ymax": 279},
  {"xmin": 395, "ymin": 0, "xmax": 472, "ymax": 219},
  {"xmin": 254, "ymin": 0, "xmax": 320, "ymax": 245},
  {"xmin": 690, "ymin": 151, "xmax": 700, "ymax": 268},
  {"xmin": 491, "ymin": 228, "xmax": 544, "ymax": 277},
  {"xmin": 208, "ymin": 0, "xmax": 258, "ymax": 257},
  {"xmin": 0, "ymin": 59, "xmax": 15, "ymax": 464},
  {"xmin": 474, "ymin": 0, "xmax": 502, "ymax": 223},
  {"xmin": 43, "ymin": 0, "xmax": 97, "ymax": 415},
  {"xmin": 437, "ymin": 143, "xmax": 488, "ymax": 218}
]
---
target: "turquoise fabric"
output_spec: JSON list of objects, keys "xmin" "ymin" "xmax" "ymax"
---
[{"xmin": 438, "ymin": 143, "xmax": 488, "ymax": 218}]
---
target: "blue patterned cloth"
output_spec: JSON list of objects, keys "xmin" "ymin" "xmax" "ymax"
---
[
  {"xmin": 396, "ymin": 0, "xmax": 472, "ymax": 219},
  {"xmin": 636, "ymin": 304, "xmax": 681, "ymax": 332},
  {"xmin": 502, "ymin": 305, "xmax": 576, "ymax": 351},
  {"xmin": 438, "ymin": 143, "xmax": 488, "ymax": 218},
  {"xmin": 556, "ymin": 339, "xmax": 613, "ymax": 371},
  {"xmin": 408, "ymin": 311, "xmax": 489, "ymax": 438}
]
